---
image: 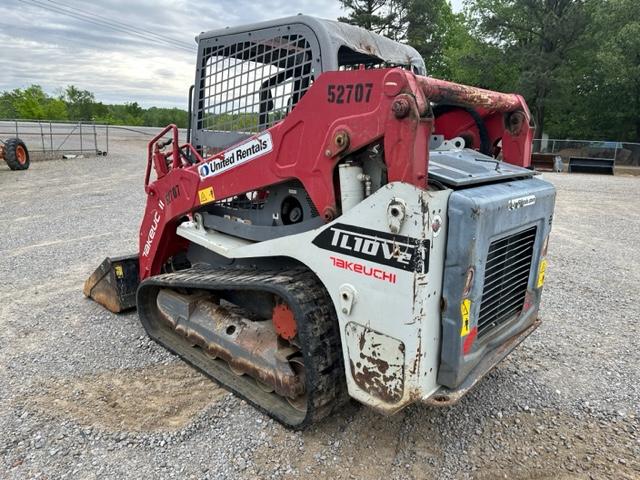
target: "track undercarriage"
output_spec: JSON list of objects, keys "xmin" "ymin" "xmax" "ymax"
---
[{"xmin": 136, "ymin": 267, "xmax": 347, "ymax": 428}]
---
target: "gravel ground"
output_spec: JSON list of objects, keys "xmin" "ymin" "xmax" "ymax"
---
[{"xmin": 0, "ymin": 140, "xmax": 638, "ymax": 479}]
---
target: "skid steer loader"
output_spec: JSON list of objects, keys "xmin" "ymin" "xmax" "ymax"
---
[{"xmin": 84, "ymin": 15, "xmax": 555, "ymax": 428}]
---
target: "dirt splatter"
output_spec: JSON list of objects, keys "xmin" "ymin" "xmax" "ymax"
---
[{"xmin": 29, "ymin": 363, "xmax": 227, "ymax": 432}]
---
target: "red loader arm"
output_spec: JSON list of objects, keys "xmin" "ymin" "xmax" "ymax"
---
[{"xmin": 139, "ymin": 68, "xmax": 534, "ymax": 279}]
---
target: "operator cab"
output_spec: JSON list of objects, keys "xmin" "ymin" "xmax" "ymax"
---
[{"xmin": 192, "ymin": 15, "xmax": 425, "ymax": 152}]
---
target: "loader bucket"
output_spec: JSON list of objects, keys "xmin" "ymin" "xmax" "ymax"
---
[{"xmin": 83, "ymin": 254, "xmax": 140, "ymax": 313}]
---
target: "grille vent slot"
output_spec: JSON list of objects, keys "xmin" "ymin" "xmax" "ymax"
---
[{"xmin": 478, "ymin": 226, "xmax": 537, "ymax": 337}]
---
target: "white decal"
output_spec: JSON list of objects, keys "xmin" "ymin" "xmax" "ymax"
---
[
  {"xmin": 198, "ymin": 132, "xmax": 273, "ymax": 179},
  {"xmin": 508, "ymin": 195, "xmax": 536, "ymax": 210}
]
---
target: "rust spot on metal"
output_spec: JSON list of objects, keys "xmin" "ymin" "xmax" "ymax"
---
[
  {"xmin": 360, "ymin": 352, "xmax": 390, "ymax": 374},
  {"xmin": 349, "ymin": 361, "xmax": 401, "ymax": 404},
  {"xmin": 157, "ymin": 291, "xmax": 304, "ymax": 399},
  {"xmin": 330, "ymin": 130, "xmax": 350, "ymax": 157},
  {"xmin": 322, "ymin": 206, "xmax": 337, "ymax": 221},
  {"xmin": 392, "ymin": 97, "xmax": 411, "ymax": 118},
  {"xmin": 409, "ymin": 328, "xmax": 421, "ymax": 376},
  {"xmin": 349, "ymin": 324, "xmax": 405, "ymax": 404},
  {"xmin": 85, "ymin": 287, "xmax": 123, "ymax": 314},
  {"xmin": 507, "ymin": 111, "xmax": 526, "ymax": 136},
  {"xmin": 418, "ymin": 76, "xmax": 522, "ymax": 113}
]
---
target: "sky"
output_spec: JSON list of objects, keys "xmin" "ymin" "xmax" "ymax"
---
[{"xmin": 0, "ymin": 0, "xmax": 464, "ymax": 108}]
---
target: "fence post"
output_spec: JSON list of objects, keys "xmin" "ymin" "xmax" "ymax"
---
[
  {"xmin": 49, "ymin": 122, "xmax": 53, "ymax": 152},
  {"xmin": 14, "ymin": 120, "xmax": 18, "ymax": 137},
  {"xmin": 39, "ymin": 121, "xmax": 45, "ymax": 153},
  {"xmin": 92, "ymin": 121, "xmax": 98, "ymax": 155},
  {"xmin": 106, "ymin": 123, "xmax": 109, "ymax": 155},
  {"xmin": 79, "ymin": 121, "xmax": 83, "ymax": 154}
]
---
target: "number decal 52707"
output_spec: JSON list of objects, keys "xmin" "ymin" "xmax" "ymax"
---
[{"xmin": 327, "ymin": 83, "xmax": 373, "ymax": 104}]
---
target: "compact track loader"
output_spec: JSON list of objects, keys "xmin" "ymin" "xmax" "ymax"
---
[{"xmin": 85, "ymin": 16, "xmax": 556, "ymax": 428}]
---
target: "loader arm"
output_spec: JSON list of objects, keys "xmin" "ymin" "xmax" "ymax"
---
[{"xmin": 140, "ymin": 67, "xmax": 532, "ymax": 279}]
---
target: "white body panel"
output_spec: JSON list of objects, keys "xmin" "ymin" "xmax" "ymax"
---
[{"xmin": 178, "ymin": 182, "xmax": 451, "ymax": 413}]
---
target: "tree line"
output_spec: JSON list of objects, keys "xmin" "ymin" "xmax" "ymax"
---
[
  {"xmin": 0, "ymin": 85, "xmax": 189, "ymax": 128},
  {"xmin": 338, "ymin": 0, "xmax": 639, "ymax": 142},
  {"xmin": 1, "ymin": 0, "xmax": 636, "ymax": 141}
]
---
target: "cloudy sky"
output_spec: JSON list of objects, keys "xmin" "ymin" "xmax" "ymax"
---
[{"xmin": 1, "ymin": 0, "xmax": 463, "ymax": 108}]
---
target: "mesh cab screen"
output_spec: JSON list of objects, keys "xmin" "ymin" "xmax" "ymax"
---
[{"xmin": 197, "ymin": 35, "xmax": 314, "ymax": 135}]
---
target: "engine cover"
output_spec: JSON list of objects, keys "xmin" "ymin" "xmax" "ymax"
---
[{"xmin": 439, "ymin": 177, "xmax": 556, "ymax": 388}]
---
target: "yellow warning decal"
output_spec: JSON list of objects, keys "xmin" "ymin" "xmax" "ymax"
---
[
  {"xmin": 537, "ymin": 258, "xmax": 547, "ymax": 288},
  {"xmin": 460, "ymin": 298, "xmax": 471, "ymax": 337},
  {"xmin": 198, "ymin": 187, "xmax": 215, "ymax": 205},
  {"xmin": 114, "ymin": 264, "xmax": 124, "ymax": 279}
]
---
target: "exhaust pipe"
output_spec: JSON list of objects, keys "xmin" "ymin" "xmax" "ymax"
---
[{"xmin": 83, "ymin": 254, "xmax": 140, "ymax": 313}]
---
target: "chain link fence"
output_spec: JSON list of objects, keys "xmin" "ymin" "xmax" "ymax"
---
[
  {"xmin": 533, "ymin": 138, "xmax": 640, "ymax": 167},
  {"xmin": 0, "ymin": 120, "xmax": 190, "ymax": 160},
  {"xmin": 0, "ymin": 119, "xmax": 110, "ymax": 159}
]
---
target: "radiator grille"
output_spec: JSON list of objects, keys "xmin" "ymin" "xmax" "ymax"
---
[{"xmin": 478, "ymin": 226, "xmax": 537, "ymax": 337}]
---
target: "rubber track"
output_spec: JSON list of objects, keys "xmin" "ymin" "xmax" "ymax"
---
[{"xmin": 137, "ymin": 267, "xmax": 348, "ymax": 429}]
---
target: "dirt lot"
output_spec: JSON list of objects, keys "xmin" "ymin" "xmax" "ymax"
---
[{"xmin": 0, "ymin": 138, "xmax": 638, "ymax": 479}]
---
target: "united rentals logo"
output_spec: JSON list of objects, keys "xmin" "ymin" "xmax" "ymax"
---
[
  {"xmin": 312, "ymin": 224, "xmax": 429, "ymax": 273},
  {"xmin": 199, "ymin": 132, "xmax": 273, "ymax": 179}
]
